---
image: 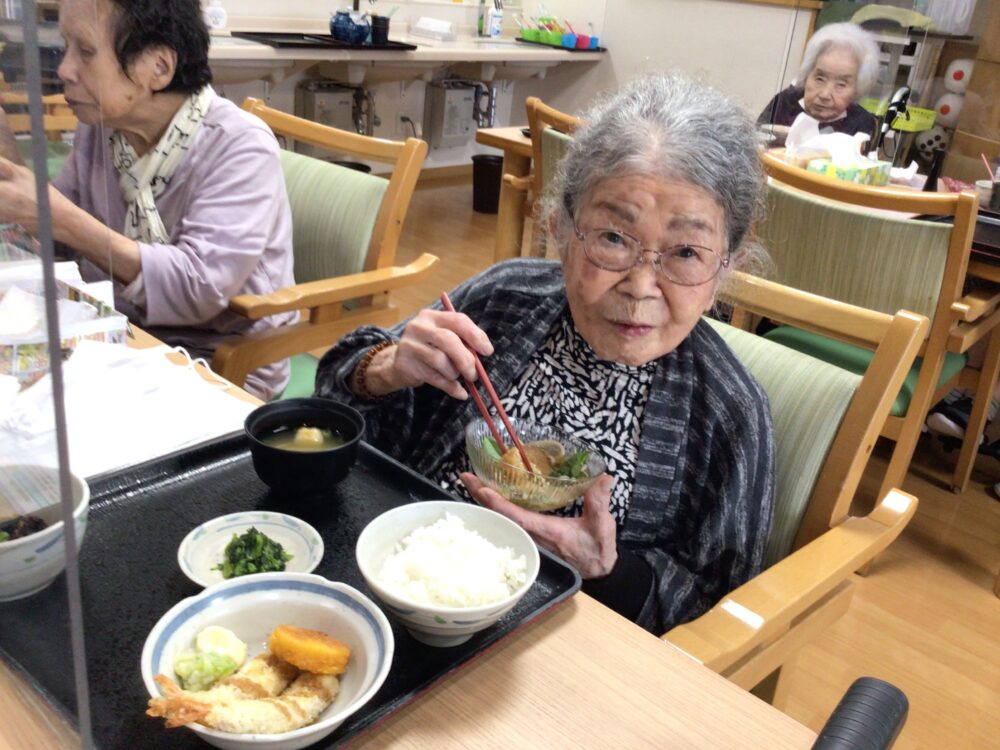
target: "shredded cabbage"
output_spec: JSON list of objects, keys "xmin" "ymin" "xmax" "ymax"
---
[{"xmin": 174, "ymin": 650, "xmax": 237, "ymax": 691}]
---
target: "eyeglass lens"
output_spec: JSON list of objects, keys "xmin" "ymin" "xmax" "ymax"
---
[{"xmin": 581, "ymin": 228, "xmax": 724, "ymax": 285}]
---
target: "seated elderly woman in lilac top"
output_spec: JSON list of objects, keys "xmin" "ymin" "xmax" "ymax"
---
[{"xmin": 0, "ymin": 0, "xmax": 295, "ymax": 400}]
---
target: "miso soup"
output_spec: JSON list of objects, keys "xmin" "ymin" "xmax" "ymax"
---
[{"xmin": 260, "ymin": 425, "xmax": 346, "ymax": 452}]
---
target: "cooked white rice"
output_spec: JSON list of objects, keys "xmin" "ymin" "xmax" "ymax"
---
[{"xmin": 377, "ymin": 512, "xmax": 528, "ymax": 607}]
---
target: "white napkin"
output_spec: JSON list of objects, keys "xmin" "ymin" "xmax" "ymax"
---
[
  {"xmin": 0, "ymin": 285, "xmax": 100, "ymax": 339},
  {"xmin": 785, "ymin": 112, "xmax": 872, "ymax": 166},
  {"xmin": 0, "ymin": 340, "xmax": 254, "ymax": 477}
]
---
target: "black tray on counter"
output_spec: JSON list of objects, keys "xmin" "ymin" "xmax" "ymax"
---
[
  {"xmin": 232, "ymin": 31, "xmax": 417, "ymax": 51},
  {"xmin": 0, "ymin": 433, "xmax": 580, "ymax": 748}
]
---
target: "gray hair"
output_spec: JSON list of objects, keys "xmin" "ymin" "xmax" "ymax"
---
[
  {"xmin": 538, "ymin": 73, "xmax": 764, "ymax": 268},
  {"xmin": 796, "ymin": 23, "xmax": 880, "ymax": 97}
]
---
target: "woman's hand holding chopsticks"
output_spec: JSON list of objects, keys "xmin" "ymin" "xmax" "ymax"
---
[{"xmin": 355, "ymin": 307, "xmax": 494, "ymax": 401}]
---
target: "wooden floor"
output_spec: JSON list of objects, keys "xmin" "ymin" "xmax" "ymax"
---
[{"xmin": 396, "ymin": 177, "xmax": 1000, "ymax": 749}]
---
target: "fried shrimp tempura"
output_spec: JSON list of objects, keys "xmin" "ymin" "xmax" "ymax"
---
[
  {"xmin": 147, "ymin": 651, "xmax": 298, "ymax": 728},
  {"xmin": 147, "ymin": 670, "xmax": 340, "ymax": 734}
]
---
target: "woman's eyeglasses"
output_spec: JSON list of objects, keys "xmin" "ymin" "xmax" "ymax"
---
[{"xmin": 573, "ymin": 225, "xmax": 729, "ymax": 286}]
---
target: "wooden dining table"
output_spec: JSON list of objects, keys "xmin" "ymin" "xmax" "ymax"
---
[
  {"xmin": 475, "ymin": 125, "xmax": 533, "ymax": 264},
  {"xmin": 0, "ymin": 333, "xmax": 819, "ymax": 749}
]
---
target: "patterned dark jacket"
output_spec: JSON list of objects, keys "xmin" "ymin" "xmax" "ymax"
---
[
  {"xmin": 758, "ymin": 84, "xmax": 877, "ymax": 139},
  {"xmin": 315, "ymin": 259, "xmax": 775, "ymax": 635}
]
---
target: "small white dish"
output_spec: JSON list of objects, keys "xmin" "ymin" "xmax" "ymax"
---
[{"xmin": 178, "ymin": 511, "xmax": 324, "ymax": 588}]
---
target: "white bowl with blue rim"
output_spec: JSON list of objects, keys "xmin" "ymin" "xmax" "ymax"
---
[
  {"xmin": 141, "ymin": 572, "xmax": 394, "ymax": 750},
  {"xmin": 355, "ymin": 500, "xmax": 540, "ymax": 648},
  {"xmin": 177, "ymin": 511, "xmax": 324, "ymax": 588},
  {"xmin": 0, "ymin": 464, "xmax": 89, "ymax": 601}
]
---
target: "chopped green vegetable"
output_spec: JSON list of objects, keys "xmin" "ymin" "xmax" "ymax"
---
[
  {"xmin": 174, "ymin": 650, "xmax": 238, "ymax": 691},
  {"xmin": 214, "ymin": 527, "xmax": 292, "ymax": 579},
  {"xmin": 0, "ymin": 531, "xmax": 8, "ymax": 543},
  {"xmin": 482, "ymin": 436, "xmax": 503, "ymax": 461},
  {"xmin": 551, "ymin": 451, "xmax": 590, "ymax": 479}
]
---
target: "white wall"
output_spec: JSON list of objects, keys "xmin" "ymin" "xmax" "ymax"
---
[
  {"xmin": 214, "ymin": 0, "xmax": 812, "ymax": 166},
  {"xmin": 511, "ymin": 0, "xmax": 812, "ymax": 123}
]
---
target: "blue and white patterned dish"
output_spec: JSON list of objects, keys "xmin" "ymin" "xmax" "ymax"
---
[
  {"xmin": 141, "ymin": 573, "xmax": 393, "ymax": 750},
  {"xmin": 177, "ymin": 511, "xmax": 324, "ymax": 588}
]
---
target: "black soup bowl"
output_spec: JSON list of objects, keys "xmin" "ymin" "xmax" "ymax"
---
[{"xmin": 245, "ymin": 398, "xmax": 366, "ymax": 495}]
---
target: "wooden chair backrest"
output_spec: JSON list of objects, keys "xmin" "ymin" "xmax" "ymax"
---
[
  {"xmin": 759, "ymin": 150, "xmax": 977, "ymax": 352},
  {"xmin": 718, "ymin": 273, "xmax": 927, "ymax": 554},
  {"xmin": 2, "ymin": 93, "xmax": 77, "ymax": 136},
  {"xmin": 525, "ymin": 96, "xmax": 580, "ymax": 202},
  {"xmin": 240, "ymin": 97, "xmax": 427, "ymax": 273}
]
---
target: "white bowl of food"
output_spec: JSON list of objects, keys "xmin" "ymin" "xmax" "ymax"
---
[
  {"xmin": 178, "ymin": 511, "xmax": 324, "ymax": 588},
  {"xmin": 142, "ymin": 572, "xmax": 393, "ymax": 750},
  {"xmin": 0, "ymin": 464, "xmax": 89, "ymax": 601},
  {"xmin": 355, "ymin": 500, "xmax": 540, "ymax": 648}
]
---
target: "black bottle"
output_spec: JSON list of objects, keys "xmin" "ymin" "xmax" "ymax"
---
[{"xmin": 922, "ymin": 147, "xmax": 946, "ymax": 192}]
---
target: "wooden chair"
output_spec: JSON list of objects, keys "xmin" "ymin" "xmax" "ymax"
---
[
  {"xmin": 663, "ymin": 272, "xmax": 926, "ymax": 703},
  {"xmin": 211, "ymin": 97, "xmax": 438, "ymax": 391},
  {"xmin": 501, "ymin": 96, "xmax": 580, "ymax": 257},
  {"xmin": 754, "ymin": 151, "xmax": 1000, "ymax": 496},
  {"xmin": 1, "ymin": 93, "xmax": 76, "ymax": 179},
  {"xmin": 1, "ymin": 92, "xmax": 77, "ymax": 137}
]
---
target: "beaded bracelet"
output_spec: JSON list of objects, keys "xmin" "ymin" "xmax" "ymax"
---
[{"xmin": 352, "ymin": 340, "xmax": 395, "ymax": 402}]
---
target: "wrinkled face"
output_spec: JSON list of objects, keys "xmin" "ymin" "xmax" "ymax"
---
[
  {"xmin": 561, "ymin": 174, "xmax": 726, "ymax": 366},
  {"xmin": 57, "ymin": 0, "xmax": 165, "ymax": 128},
  {"xmin": 803, "ymin": 46, "xmax": 860, "ymax": 122}
]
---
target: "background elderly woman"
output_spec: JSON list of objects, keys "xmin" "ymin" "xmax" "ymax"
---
[
  {"xmin": 758, "ymin": 22, "xmax": 880, "ymax": 136},
  {"xmin": 0, "ymin": 0, "xmax": 295, "ymax": 400},
  {"xmin": 316, "ymin": 74, "xmax": 774, "ymax": 635}
]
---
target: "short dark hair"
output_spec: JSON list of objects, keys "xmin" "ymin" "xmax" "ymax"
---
[{"xmin": 106, "ymin": 0, "xmax": 212, "ymax": 94}]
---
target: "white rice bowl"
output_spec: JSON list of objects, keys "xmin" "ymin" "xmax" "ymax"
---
[{"xmin": 356, "ymin": 501, "xmax": 540, "ymax": 648}]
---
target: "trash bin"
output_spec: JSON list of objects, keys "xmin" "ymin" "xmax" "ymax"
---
[{"xmin": 472, "ymin": 154, "xmax": 503, "ymax": 214}]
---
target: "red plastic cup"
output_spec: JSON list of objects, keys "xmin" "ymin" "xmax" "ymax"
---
[{"xmin": 575, "ymin": 34, "xmax": 590, "ymax": 49}]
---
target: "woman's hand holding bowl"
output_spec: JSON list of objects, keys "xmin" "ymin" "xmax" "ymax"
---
[
  {"xmin": 365, "ymin": 308, "xmax": 494, "ymax": 401},
  {"xmin": 460, "ymin": 472, "xmax": 618, "ymax": 578}
]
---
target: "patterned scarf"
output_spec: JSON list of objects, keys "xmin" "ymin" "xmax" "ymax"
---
[{"xmin": 110, "ymin": 86, "xmax": 212, "ymax": 243}]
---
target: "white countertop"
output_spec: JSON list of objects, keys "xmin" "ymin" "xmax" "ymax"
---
[{"xmin": 209, "ymin": 33, "xmax": 604, "ymax": 64}]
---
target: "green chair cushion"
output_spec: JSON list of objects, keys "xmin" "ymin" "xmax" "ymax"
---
[
  {"xmin": 16, "ymin": 139, "xmax": 71, "ymax": 180},
  {"xmin": 764, "ymin": 325, "xmax": 967, "ymax": 418},
  {"xmin": 278, "ymin": 150, "xmax": 387, "ymax": 284},
  {"xmin": 707, "ymin": 318, "xmax": 863, "ymax": 566},
  {"xmin": 277, "ymin": 353, "xmax": 320, "ymax": 401},
  {"xmin": 540, "ymin": 128, "xmax": 573, "ymax": 193}
]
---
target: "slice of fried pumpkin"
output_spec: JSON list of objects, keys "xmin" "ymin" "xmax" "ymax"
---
[{"xmin": 268, "ymin": 625, "xmax": 351, "ymax": 675}]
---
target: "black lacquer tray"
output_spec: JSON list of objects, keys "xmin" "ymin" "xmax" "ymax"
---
[
  {"xmin": 0, "ymin": 434, "xmax": 581, "ymax": 748},
  {"xmin": 232, "ymin": 31, "xmax": 417, "ymax": 51}
]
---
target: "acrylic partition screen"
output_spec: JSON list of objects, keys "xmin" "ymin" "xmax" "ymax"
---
[{"xmin": 1, "ymin": 0, "xmax": 102, "ymax": 747}]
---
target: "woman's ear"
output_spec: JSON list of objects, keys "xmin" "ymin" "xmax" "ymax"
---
[{"xmin": 146, "ymin": 45, "xmax": 178, "ymax": 93}]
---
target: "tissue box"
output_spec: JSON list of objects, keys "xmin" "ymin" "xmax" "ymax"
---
[
  {"xmin": 805, "ymin": 157, "xmax": 892, "ymax": 187},
  {"xmin": 0, "ymin": 275, "xmax": 128, "ymax": 388}
]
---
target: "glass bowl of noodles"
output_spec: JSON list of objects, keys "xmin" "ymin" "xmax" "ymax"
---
[{"xmin": 465, "ymin": 418, "xmax": 606, "ymax": 512}]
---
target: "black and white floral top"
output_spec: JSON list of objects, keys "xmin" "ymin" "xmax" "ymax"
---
[{"xmin": 435, "ymin": 312, "xmax": 655, "ymax": 521}]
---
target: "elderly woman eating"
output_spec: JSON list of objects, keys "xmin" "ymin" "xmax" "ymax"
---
[
  {"xmin": 758, "ymin": 22, "xmax": 880, "ymax": 137},
  {"xmin": 0, "ymin": 0, "xmax": 295, "ymax": 400},
  {"xmin": 315, "ymin": 74, "xmax": 774, "ymax": 635}
]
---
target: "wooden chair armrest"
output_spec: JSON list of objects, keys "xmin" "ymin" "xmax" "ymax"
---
[
  {"xmin": 503, "ymin": 173, "xmax": 532, "ymax": 191},
  {"xmin": 661, "ymin": 489, "xmax": 917, "ymax": 673},
  {"xmin": 229, "ymin": 253, "xmax": 438, "ymax": 320},
  {"xmin": 951, "ymin": 286, "xmax": 1000, "ymax": 323}
]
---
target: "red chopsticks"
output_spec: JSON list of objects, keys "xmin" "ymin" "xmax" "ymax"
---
[{"xmin": 439, "ymin": 292, "xmax": 534, "ymax": 474}]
